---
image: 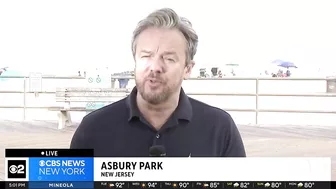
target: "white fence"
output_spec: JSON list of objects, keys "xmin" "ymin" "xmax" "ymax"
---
[{"xmin": 0, "ymin": 76, "xmax": 336, "ymax": 126}]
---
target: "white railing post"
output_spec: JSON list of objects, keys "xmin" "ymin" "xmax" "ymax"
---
[
  {"xmin": 255, "ymin": 78, "xmax": 259, "ymax": 125},
  {"xmin": 23, "ymin": 77, "xmax": 26, "ymax": 120}
]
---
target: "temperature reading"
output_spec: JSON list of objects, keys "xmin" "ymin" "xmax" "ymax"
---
[
  {"xmin": 210, "ymin": 182, "xmax": 219, "ymax": 188},
  {"xmin": 240, "ymin": 182, "xmax": 249, "ymax": 188},
  {"xmin": 271, "ymin": 182, "xmax": 281, "ymax": 188},
  {"xmin": 148, "ymin": 182, "xmax": 157, "ymax": 188},
  {"xmin": 179, "ymin": 182, "xmax": 189, "ymax": 188},
  {"xmin": 304, "ymin": 182, "xmax": 314, "ymax": 188},
  {"xmin": 115, "ymin": 182, "xmax": 125, "ymax": 188}
]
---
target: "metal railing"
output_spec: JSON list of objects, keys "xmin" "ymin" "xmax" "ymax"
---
[{"xmin": 1, "ymin": 75, "xmax": 336, "ymax": 124}]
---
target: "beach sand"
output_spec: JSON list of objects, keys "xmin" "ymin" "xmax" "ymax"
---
[{"xmin": 0, "ymin": 120, "xmax": 335, "ymax": 180}]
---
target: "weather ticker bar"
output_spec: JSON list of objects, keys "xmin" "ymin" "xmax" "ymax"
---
[
  {"xmin": 1, "ymin": 181, "xmax": 334, "ymax": 189},
  {"xmin": 95, "ymin": 181, "xmax": 331, "ymax": 189}
]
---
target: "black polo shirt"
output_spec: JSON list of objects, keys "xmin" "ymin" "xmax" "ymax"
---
[{"xmin": 70, "ymin": 87, "xmax": 246, "ymax": 157}]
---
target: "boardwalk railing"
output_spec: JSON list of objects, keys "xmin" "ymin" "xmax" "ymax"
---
[{"xmin": 0, "ymin": 75, "xmax": 336, "ymax": 125}]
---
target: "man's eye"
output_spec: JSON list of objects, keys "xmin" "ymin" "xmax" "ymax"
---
[
  {"xmin": 141, "ymin": 55, "xmax": 150, "ymax": 58},
  {"xmin": 164, "ymin": 58, "xmax": 175, "ymax": 62}
]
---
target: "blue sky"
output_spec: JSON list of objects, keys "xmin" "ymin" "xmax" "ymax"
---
[{"xmin": 1, "ymin": 0, "xmax": 335, "ymax": 75}]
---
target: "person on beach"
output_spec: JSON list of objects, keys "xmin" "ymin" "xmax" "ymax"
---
[{"xmin": 70, "ymin": 8, "xmax": 246, "ymax": 157}]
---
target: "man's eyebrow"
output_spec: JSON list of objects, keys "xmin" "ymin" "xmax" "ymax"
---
[
  {"xmin": 139, "ymin": 50, "xmax": 152, "ymax": 54},
  {"xmin": 162, "ymin": 51, "xmax": 177, "ymax": 56},
  {"xmin": 139, "ymin": 50, "xmax": 178, "ymax": 57}
]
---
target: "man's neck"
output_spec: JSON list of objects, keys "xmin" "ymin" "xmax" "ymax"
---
[{"xmin": 136, "ymin": 91, "xmax": 180, "ymax": 130}]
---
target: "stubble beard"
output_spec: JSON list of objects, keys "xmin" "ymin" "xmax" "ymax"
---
[
  {"xmin": 136, "ymin": 79, "xmax": 171, "ymax": 105},
  {"xmin": 135, "ymin": 77, "xmax": 183, "ymax": 105}
]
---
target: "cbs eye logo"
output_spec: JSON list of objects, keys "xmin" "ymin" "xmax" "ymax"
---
[{"xmin": 7, "ymin": 160, "xmax": 26, "ymax": 178}]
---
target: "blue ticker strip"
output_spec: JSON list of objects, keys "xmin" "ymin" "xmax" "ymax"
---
[{"xmin": 29, "ymin": 181, "xmax": 93, "ymax": 188}]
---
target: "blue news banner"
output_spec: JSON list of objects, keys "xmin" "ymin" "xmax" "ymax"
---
[
  {"xmin": 5, "ymin": 149, "xmax": 94, "ymax": 189},
  {"xmin": 29, "ymin": 157, "xmax": 94, "ymax": 188}
]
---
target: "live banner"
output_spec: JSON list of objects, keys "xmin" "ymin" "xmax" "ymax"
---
[{"xmin": 3, "ymin": 149, "xmax": 333, "ymax": 189}]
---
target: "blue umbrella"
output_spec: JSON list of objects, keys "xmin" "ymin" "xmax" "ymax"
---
[
  {"xmin": 271, "ymin": 59, "xmax": 283, "ymax": 64},
  {"xmin": 277, "ymin": 61, "xmax": 297, "ymax": 68},
  {"xmin": 272, "ymin": 60, "xmax": 297, "ymax": 68}
]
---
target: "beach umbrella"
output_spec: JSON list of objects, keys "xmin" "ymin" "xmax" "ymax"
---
[
  {"xmin": 271, "ymin": 60, "xmax": 297, "ymax": 68},
  {"xmin": 271, "ymin": 59, "xmax": 284, "ymax": 64},
  {"xmin": 0, "ymin": 67, "xmax": 8, "ymax": 76},
  {"xmin": 277, "ymin": 61, "xmax": 297, "ymax": 68}
]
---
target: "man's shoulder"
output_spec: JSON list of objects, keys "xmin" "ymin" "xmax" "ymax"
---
[
  {"xmin": 81, "ymin": 98, "xmax": 128, "ymax": 126},
  {"xmin": 70, "ymin": 98, "xmax": 129, "ymax": 149},
  {"xmin": 189, "ymin": 97, "xmax": 232, "ymax": 119},
  {"xmin": 188, "ymin": 97, "xmax": 235, "ymax": 129}
]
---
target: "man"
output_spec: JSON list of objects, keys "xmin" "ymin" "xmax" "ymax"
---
[{"xmin": 70, "ymin": 8, "xmax": 246, "ymax": 157}]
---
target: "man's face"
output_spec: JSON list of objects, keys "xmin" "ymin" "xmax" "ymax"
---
[{"xmin": 134, "ymin": 27, "xmax": 194, "ymax": 105}]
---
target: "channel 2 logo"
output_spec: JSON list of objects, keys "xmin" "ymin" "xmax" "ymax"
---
[{"xmin": 7, "ymin": 160, "xmax": 26, "ymax": 179}]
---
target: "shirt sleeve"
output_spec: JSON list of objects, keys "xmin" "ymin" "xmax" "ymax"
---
[{"xmin": 222, "ymin": 114, "xmax": 246, "ymax": 157}]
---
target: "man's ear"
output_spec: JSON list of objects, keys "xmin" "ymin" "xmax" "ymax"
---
[{"xmin": 184, "ymin": 60, "xmax": 195, "ymax": 79}]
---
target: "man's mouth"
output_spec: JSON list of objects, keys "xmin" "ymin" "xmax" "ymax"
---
[{"xmin": 148, "ymin": 79, "xmax": 161, "ymax": 83}]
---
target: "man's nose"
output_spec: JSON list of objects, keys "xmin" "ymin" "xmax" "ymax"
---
[{"xmin": 149, "ymin": 58, "xmax": 164, "ymax": 73}]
